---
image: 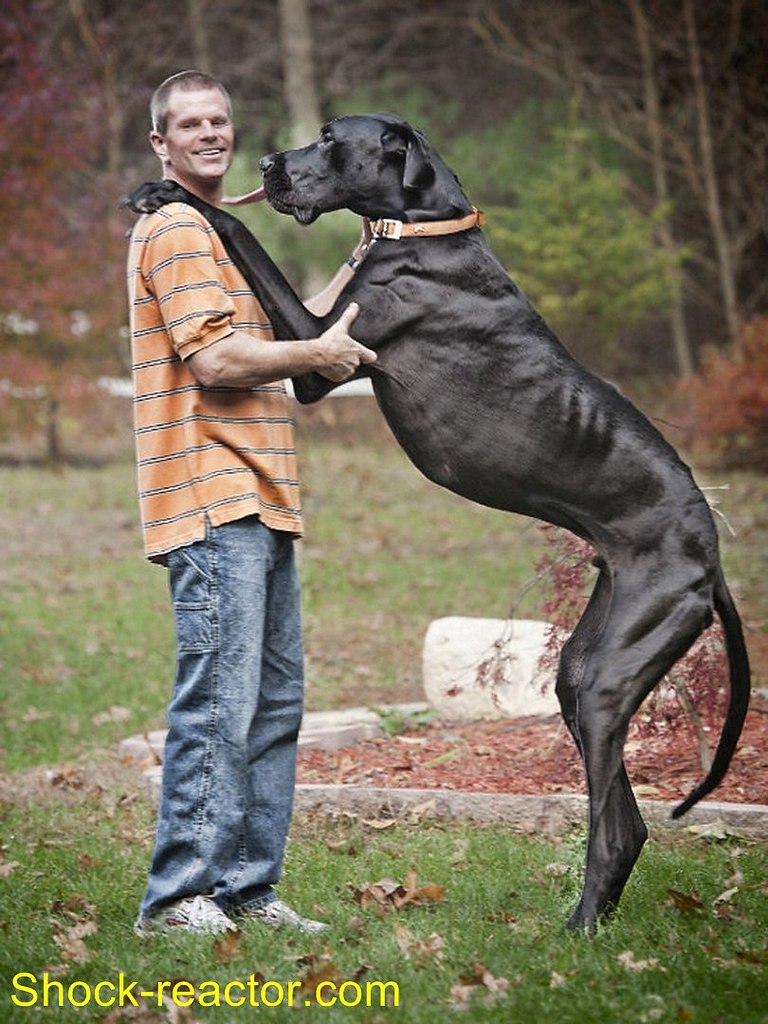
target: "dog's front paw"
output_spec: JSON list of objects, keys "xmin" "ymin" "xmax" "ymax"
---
[{"xmin": 122, "ymin": 180, "xmax": 189, "ymax": 214}]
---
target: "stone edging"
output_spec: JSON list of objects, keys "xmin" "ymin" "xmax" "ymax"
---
[{"xmin": 292, "ymin": 784, "xmax": 768, "ymax": 837}]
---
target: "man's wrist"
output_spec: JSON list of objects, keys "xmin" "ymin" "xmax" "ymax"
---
[{"xmin": 346, "ymin": 240, "xmax": 371, "ymax": 272}]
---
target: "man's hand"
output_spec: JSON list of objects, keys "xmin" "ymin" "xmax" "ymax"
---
[{"xmin": 316, "ymin": 303, "xmax": 377, "ymax": 382}]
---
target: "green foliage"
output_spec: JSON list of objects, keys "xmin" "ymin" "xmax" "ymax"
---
[
  {"xmin": 486, "ymin": 126, "xmax": 683, "ymax": 369},
  {"xmin": 229, "ymin": 91, "xmax": 681, "ymax": 375}
]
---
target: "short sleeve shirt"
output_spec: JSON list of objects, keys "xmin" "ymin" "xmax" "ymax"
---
[{"xmin": 127, "ymin": 202, "xmax": 302, "ymax": 562}]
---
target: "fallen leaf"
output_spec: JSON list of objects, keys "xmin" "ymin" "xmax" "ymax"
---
[
  {"xmin": 92, "ymin": 705, "xmax": 132, "ymax": 727},
  {"xmin": 22, "ymin": 706, "xmax": 52, "ymax": 723},
  {"xmin": 397, "ymin": 868, "xmax": 446, "ymax": 909},
  {"xmin": 391, "ymin": 920, "xmax": 445, "ymax": 966},
  {"xmin": 617, "ymin": 950, "xmax": 663, "ymax": 972},
  {"xmin": 0, "ymin": 860, "xmax": 20, "ymax": 878},
  {"xmin": 295, "ymin": 954, "xmax": 344, "ymax": 1005},
  {"xmin": 214, "ymin": 928, "xmax": 243, "ymax": 963},
  {"xmin": 632, "ymin": 783, "xmax": 660, "ymax": 797},
  {"xmin": 48, "ymin": 767, "xmax": 84, "ymax": 790},
  {"xmin": 713, "ymin": 886, "xmax": 739, "ymax": 906},
  {"xmin": 665, "ymin": 889, "xmax": 704, "ymax": 914},
  {"xmin": 544, "ymin": 862, "xmax": 571, "ymax": 877},
  {"xmin": 686, "ymin": 819, "xmax": 744, "ymax": 841},
  {"xmin": 53, "ymin": 919, "xmax": 97, "ymax": 964},
  {"xmin": 352, "ymin": 871, "xmax": 446, "ymax": 915},
  {"xmin": 406, "ymin": 798, "xmax": 437, "ymax": 824},
  {"xmin": 550, "ymin": 971, "xmax": 567, "ymax": 988},
  {"xmin": 361, "ymin": 817, "xmax": 397, "ymax": 830},
  {"xmin": 450, "ymin": 963, "xmax": 510, "ymax": 1010},
  {"xmin": 325, "ymin": 837, "xmax": 359, "ymax": 855}
]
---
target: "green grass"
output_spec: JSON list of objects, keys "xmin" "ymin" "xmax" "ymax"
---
[
  {"xmin": 3, "ymin": 401, "xmax": 762, "ymax": 773},
  {"xmin": 0, "ymin": 400, "xmax": 766, "ymax": 1022},
  {"xmin": 0, "ymin": 406, "xmax": 548, "ymax": 773},
  {"xmin": 1, "ymin": 788, "xmax": 767, "ymax": 1023}
]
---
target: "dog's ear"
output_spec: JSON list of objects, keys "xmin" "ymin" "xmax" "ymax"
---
[{"xmin": 381, "ymin": 125, "xmax": 435, "ymax": 191}]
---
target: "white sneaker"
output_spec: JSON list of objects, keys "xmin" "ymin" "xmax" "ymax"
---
[
  {"xmin": 134, "ymin": 895, "xmax": 237, "ymax": 937},
  {"xmin": 241, "ymin": 898, "xmax": 328, "ymax": 934}
]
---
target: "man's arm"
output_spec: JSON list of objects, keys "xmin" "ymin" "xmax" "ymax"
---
[
  {"xmin": 304, "ymin": 225, "xmax": 372, "ymax": 317},
  {"xmin": 187, "ymin": 302, "xmax": 376, "ymax": 388}
]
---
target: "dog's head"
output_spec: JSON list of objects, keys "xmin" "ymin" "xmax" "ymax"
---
[{"xmin": 260, "ymin": 114, "xmax": 468, "ymax": 224}]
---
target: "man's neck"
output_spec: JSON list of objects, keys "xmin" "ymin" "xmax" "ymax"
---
[{"xmin": 165, "ymin": 173, "xmax": 222, "ymax": 207}]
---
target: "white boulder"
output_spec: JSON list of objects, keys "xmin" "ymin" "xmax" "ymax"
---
[{"xmin": 423, "ymin": 617, "xmax": 560, "ymax": 721}]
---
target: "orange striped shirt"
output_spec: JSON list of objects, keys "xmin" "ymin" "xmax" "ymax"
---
[{"xmin": 127, "ymin": 201, "xmax": 302, "ymax": 562}]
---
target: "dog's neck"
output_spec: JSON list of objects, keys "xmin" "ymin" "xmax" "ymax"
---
[{"xmin": 401, "ymin": 177, "xmax": 473, "ymax": 223}]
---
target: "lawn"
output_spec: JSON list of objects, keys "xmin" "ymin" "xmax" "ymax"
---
[
  {"xmin": 1, "ymin": 779, "xmax": 767, "ymax": 1023},
  {"xmin": 1, "ymin": 397, "xmax": 766, "ymax": 1022}
]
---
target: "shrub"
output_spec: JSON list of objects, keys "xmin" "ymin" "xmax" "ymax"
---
[
  {"xmin": 535, "ymin": 524, "xmax": 728, "ymax": 772},
  {"xmin": 680, "ymin": 316, "xmax": 768, "ymax": 471}
]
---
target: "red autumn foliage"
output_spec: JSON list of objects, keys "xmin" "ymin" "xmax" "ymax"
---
[
  {"xmin": 0, "ymin": 2, "xmax": 130, "ymax": 461},
  {"xmin": 534, "ymin": 524, "xmax": 729, "ymax": 770},
  {"xmin": 679, "ymin": 317, "xmax": 768, "ymax": 471}
]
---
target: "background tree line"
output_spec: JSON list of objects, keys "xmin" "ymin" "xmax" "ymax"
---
[{"xmin": 1, "ymin": 0, "xmax": 766, "ymax": 465}]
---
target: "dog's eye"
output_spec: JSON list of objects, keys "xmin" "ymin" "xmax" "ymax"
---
[{"xmin": 318, "ymin": 131, "xmax": 334, "ymax": 149}]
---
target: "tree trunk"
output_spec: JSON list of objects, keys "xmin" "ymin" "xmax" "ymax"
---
[
  {"xmin": 67, "ymin": 0, "xmax": 124, "ymax": 178},
  {"xmin": 683, "ymin": 0, "xmax": 739, "ymax": 342},
  {"xmin": 628, "ymin": 0, "xmax": 694, "ymax": 377},
  {"xmin": 278, "ymin": 0, "xmax": 323, "ymax": 147},
  {"xmin": 278, "ymin": 0, "xmax": 326, "ymax": 295},
  {"xmin": 187, "ymin": 0, "xmax": 212, "ymax": 74},
  {"xmin": 46, "ymin": 394, "xmax": 63, "ymax": 470}
]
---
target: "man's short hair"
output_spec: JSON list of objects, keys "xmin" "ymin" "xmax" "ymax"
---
[{"xmin": 150, "ymin": 70, "xmax": 232, "ymax": 134}]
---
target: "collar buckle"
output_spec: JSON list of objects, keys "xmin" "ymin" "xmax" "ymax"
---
[{"xmin": 373, "ymin": 217, "xmax": 404, "ymax": 240}]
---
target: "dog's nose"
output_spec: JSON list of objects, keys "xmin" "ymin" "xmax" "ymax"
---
[{"xmin": 259, "ymin": 155, "xmax": 275, "ymax": 173}]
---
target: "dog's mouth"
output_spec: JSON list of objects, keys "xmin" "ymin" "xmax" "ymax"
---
[{"xmin": 265, "ymin": 188, "xmax": 320, "ymax": 225}]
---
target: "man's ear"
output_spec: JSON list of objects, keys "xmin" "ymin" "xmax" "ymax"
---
[
  {"xmin": 149, "ymin": 131, "xmax": 167, "ymax": 161},
  {"xmin": 381, "ymin": 126, "xmax": 435, "ymax": 191}
]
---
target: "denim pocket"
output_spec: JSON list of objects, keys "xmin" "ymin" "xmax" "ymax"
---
[{"xmin": 168, "ymin": 543, "xmax": 215, "ymax": 652}]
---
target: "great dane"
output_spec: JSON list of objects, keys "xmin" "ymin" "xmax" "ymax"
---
[{"xmin": 127, "ymin": 113, "xmax": 750, "ymax": 931}]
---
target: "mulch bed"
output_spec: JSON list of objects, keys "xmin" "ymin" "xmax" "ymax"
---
[{"xmin": 297, "ymin": 704, "xmax": 768, "ymax": 806}]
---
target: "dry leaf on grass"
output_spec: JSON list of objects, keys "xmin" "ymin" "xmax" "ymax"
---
[
  {"xmin": 712, "ymin": 885, "xmax": 739, "ymax": 906},
  {"xmin": 665, "ymin": 888, "xmax": 705, "ymax": 914},
  {"xmin": 294, "ymin": 953, "xmax": 345, "ymax": 1005},
  {"xmin": 361, "ymin": 817, "xmax": 397, "ymax": 830},
  {"xmin": 617, "ymin": 950, "xmax": 664, "ymax": 972},
  {"xmin": 352, "ymin": 869, "xmax": 446, "ymax": 915},
  {"xmin": 214, "ymin": 928, "xmax": 244, "ymax": 964},
  {"xmin": 53, "ymin": 918, "xmax": 98, "ymax": 964},
  {"xmin": 92, "ymin": 705, "xmax": 132, "ymax": 726},
  {"xmin": 449, "ymin": 963, "xmax": 510, "ymax": 1010},
  {"xmin": 392, "ymin": 920, "xmax": 445, "ymax": 966}
]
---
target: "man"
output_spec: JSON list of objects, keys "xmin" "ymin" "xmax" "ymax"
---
[{"xmin": 127, "ymin": 70, "xmax": 376, "ymax": 937}]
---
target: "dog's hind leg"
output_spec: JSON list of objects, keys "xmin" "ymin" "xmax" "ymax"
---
[
  {"xmin": 561, "ymin": 566, "xmax": 714, "ymax": 931},
  {"xmin": 555, "ymin": 567, "xmax": 649, "ymax": 931}
]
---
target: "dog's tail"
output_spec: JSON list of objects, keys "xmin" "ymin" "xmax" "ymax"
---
[{"xmin": 671, "ymin": 569, "xmax": 751, "ymax": 819}]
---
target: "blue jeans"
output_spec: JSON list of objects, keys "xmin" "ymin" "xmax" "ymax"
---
[{"xmin": 139, "ymin": 516, "xmax": 304, "ymax": 918}]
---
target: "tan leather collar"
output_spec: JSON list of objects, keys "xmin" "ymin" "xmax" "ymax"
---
[{"xmin": 367, "ymin": 206, "xmax": 484, "ymax": 240}]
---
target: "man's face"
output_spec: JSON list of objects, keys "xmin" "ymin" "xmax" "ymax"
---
[{"xmin": 150, "ymin": 86, "xmax": 234, "ymax": 200}]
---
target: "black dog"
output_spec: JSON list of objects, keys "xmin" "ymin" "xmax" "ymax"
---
[{"xmin": 127, "ymin": 113, "xmax": 750, "ymax": 931}]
